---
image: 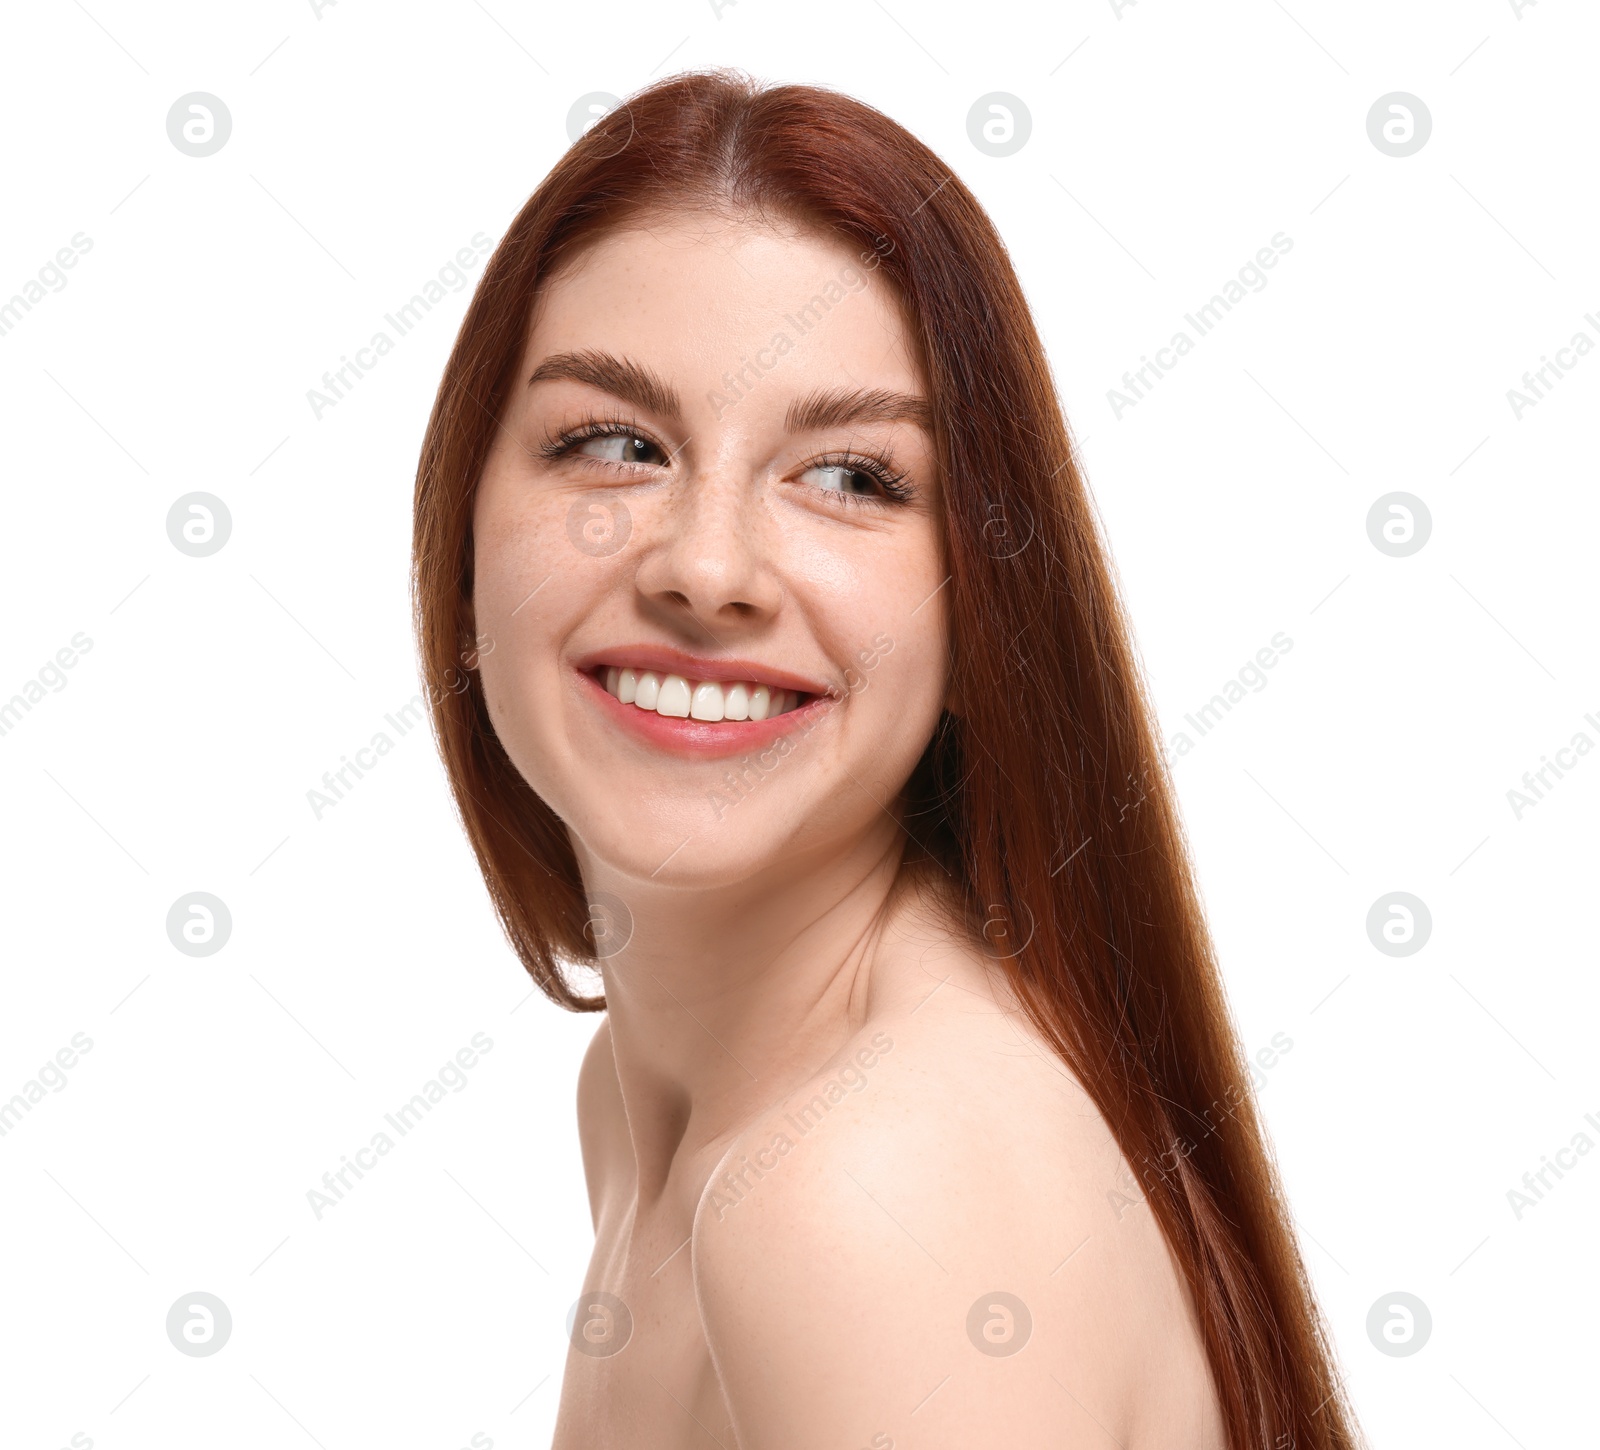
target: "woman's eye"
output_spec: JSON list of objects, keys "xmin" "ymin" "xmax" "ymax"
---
[
  {"xmin": 576, "ymin": 433, "xmax": 666, "ymax": 465},
  {"xmin": 801, "ymin": 463, "xmax": 879, "ymax": 496}
]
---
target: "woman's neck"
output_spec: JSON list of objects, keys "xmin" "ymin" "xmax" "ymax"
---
[{"xmin": 579, "ymin": 816, "xmax": 915, "ymax": 1203}]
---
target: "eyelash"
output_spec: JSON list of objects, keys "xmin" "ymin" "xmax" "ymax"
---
[{"xmin": 537, "ymin": 418, "xmax": 914, "ymax": 508}]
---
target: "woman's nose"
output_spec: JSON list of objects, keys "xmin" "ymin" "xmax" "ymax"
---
[{"xmin": 632, "ymin": 460, "xmax": 783, "ymax": 630}]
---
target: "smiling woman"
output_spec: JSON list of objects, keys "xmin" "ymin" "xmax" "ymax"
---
[{"xmin": 411, "ymin": 70, "xmax": 1365, "ymax": 1450}]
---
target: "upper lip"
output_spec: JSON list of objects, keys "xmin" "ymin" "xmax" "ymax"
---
[{"xmin": 573, "ymin": 643, "xmax": 834, "ymax": 698}]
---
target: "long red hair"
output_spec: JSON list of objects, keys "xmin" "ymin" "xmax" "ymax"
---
[{"xmin": 412, "ymin": 69, "xmax": 1364, "ymax": 1450}]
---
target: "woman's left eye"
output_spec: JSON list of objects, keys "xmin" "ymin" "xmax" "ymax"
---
[
  {"xmin": 576, "ymin": 433, "xmax": 666, "ymax": 465},
  {"xmin": 800, "ymin": 463, "xmax": 880, "ymax": 496}
]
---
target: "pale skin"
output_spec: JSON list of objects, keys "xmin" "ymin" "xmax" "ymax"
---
[{"xmin": 471, "ymin": 210, "xmax": 1226, "ymax": 1448}]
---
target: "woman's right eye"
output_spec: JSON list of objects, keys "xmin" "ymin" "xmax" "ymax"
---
[{"xmin": 575, "ymin": 432, "xmax": 666, "ymax": 466}]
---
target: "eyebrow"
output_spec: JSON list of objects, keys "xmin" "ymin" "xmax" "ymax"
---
[
  {"xmin": 528, "ymin": 349, "xmax": 682, "ymax": 420},
  {"xmin": 784, "ymin": 385, "xmax": 932, "ymax": 435},
  {"xmin": 528, "ymin": 348, "xmax": 931, "ymax": 436}
]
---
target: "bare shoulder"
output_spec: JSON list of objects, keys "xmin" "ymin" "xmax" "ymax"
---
[
  {"xmin": 692, "ymin": 933, "xmax": 1223, "ymax": 1448},
  {"xmin": 575, "ymin": 1016, "xmax": 630, "ymax": 1228}
]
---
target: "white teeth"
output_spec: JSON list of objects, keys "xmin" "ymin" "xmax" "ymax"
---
[
  {"xmin": 656, "ymin": 674, "xmax": 692, "ymax": 717},
  {"xmin": 690, "ymin": 681, "xmax": 725, "ymax": 721},
  {"xmin": 599, "ymin": 667, "xmax": 806, "ymax": 721}
]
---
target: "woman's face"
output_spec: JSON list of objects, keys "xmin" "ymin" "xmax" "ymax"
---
[{"xmin": 472, "ymin": 210, "xmax": 950, "ymax": 889}]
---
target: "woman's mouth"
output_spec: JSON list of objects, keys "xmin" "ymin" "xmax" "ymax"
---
[
  {"xmin": 596, "ymin": 666, "xmax": 809, "ymax": 721},
  {"xmin": 577, "ymin": 661, "xmax": 827, "ymax": 758}
]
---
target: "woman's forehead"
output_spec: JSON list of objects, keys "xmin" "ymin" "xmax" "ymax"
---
[{"xmin": 522, "ymin": 214, "xmax": 924, "ymax": 401}]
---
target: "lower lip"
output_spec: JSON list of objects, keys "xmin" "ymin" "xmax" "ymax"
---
[{"xmin": 577, "ymin": 669, "xmax": 830, "ymax": 759}]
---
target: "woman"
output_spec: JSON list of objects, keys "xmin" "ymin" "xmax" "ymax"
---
[{"xmin": 413, "ymin": 70, "xmax": 1364, "ymax": 1450}]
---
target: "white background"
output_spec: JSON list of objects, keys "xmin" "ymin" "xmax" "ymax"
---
[{"xmin": 1, "ymin": 1, "xmax": 1594, "ymax": 1447}]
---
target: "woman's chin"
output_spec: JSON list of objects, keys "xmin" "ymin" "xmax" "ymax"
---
[{"xmin": 571, "ymin": 813, "xmax": 799, "ymax": 892}]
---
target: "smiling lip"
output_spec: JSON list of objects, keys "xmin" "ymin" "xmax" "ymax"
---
[
  {"xmin": 577, "ymin": 667, "xmax": 830, "ymax": 758},
  {"xmin": 571, "ymin": 644, "xmax": 831, "ymax": 698}
]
